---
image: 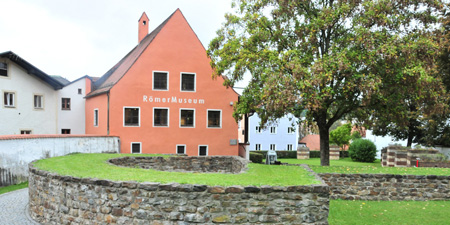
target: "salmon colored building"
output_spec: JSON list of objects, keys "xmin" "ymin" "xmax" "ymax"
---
[{"xmin": 85, "ymin": 10, "xmax": 239, "ymax": 156}]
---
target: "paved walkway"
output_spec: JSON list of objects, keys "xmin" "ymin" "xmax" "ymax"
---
[{"xmin": 0, "ymin": 188, "xmax": 40, "ymax": 225}]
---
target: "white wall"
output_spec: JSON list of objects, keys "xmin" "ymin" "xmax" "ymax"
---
[
  {"xmin": 249, "ymin": 113, "xmax": 299, "ymax": 151},
  {"xmin": 58, "ymin": 78, "xmax": 87, "ymax": 134},
  {"xmin": 0, "ymin": 59, "xmax": 58, "ymax": 135},
  {"xmin": 0, "ymin": 135, "xmax": 120, "ymax": 186}
]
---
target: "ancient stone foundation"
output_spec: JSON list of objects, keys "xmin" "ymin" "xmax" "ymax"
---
[
  {"xmin": 28, "ymin": 158, "xmax": 330, "ymax": 224},
  {"xmin": 320, "ymin": 173, "xmax": 450, "ymax": 201},
  {"xmin": 297, "ymin": 147, "xmax": 310, "ymax": 160},
  {"xmin": 108, "ymin": 156, "xmax": 248, "ymax": 174},
  {"xmin": 329, "ymin": 146, "xmax": 340, "ymax": 160}
]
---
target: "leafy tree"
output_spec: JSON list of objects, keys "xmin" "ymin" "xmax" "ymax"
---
[
  {"xmin": 330, "ymin": 123, "xmax": 352, "ymax": 150},
  {"xmin": 208, "ymin": 0, "xmax": 445, "ymax": 166}
]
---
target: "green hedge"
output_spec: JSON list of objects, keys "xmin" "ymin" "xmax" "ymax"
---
[
  {"xmin": 252, "ymin": 150, "xmax": 297, "ymax": 159},
  {"xmin": 249, "ymin": 152, "xmax": 263, "ymax": 163}
]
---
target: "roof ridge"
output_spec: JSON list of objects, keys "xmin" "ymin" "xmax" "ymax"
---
[{"xmin": 87, "ymin": 10, "xmax": 178, "ymax": 98}]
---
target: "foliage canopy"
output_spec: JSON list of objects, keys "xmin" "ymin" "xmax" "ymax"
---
[{"xmin": 208, "ymin": 0, "xmax": 446, "ymax": 166}]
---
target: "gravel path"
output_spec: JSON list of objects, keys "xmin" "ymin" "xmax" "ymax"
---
[{"xmin": 0, "ymin": 188, "xmax": 40, "ymax": 225}]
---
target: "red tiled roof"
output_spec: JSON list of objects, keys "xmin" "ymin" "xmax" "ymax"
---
[
  {"xmin": 0, "ymin": 134, "xmax": 118, "ymax": 140},
  {"xmin": 299, "ymin": 134, "xmax": 321, "ymax": 151}
]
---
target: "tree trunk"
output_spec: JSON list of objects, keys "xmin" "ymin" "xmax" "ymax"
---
[
  {"xmin": 407, "ymin": 133, "xmax": 413, "ymax": 148},
  {"xmin": 319, "ymin": 126, "xmax": 330, "ymax": 166}
]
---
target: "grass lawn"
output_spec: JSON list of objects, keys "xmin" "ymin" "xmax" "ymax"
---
[
  {"xmin": 33, "ymin": 153, "xmax": 320, "ymax": 186},
  {"xmin": 329, "ymin": 200, "xmax": 450, "ymax": 225},
  {"xmin": 279, "ymin": 158, "xmax": 450, "ymax": 176},
  {"xmin": 0, "ymin": 182, "xmax": 28, "ymax": 195}
]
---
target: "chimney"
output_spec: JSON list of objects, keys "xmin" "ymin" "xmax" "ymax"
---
[{"xmin": 138, "ymin": 12, "xmax": 149, "ymax": 43}]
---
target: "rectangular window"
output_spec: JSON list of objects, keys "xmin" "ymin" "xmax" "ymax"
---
[
  {"xmin": 180, "ymin": 109, "xmax": 194, "ymax": 127},
  {"xmin": 199, "ymin": 145, "xmax": 208, "ymax": 156},
  {"xmin": 124, "ymin": 107, "xmax": 140, "ymax": 126},
  {"xmin": 154, "ymin": 108, "xmax": 169, "ymax": 127},
  {"xmin": 61, "ymin": 129, "xmax": 71, "ymax": 134},
  {"xmin": 270, "ymin": 144, "xmax": 276, "ymax": 151},
  {"xmin": 20, "ymin": 130, "xmax": 31, "ymax": 134},
  {"xmin": 288, "ymin": 127, "xmax": 295, "ymax": 134},
  {"xmin": 131, "ymin": 143, "xmax": 141, "ymax": 154},
  {"xmin": 0, "ymin": 62, "xmax": 7, "ymax": 77},
  {"xmin": 61, "ymin": 98, "xmax": 71, "ymax": 110},
  {"xmin": 94, "ymin": 109, "xmax": 99, "ymax": 126},
  {"xmin": 4, "ymin": 92, "xmax": 14, "ymax": 107},
  {"xmin": 177, "ymin": 145, "xmax": 186, "ymax": 155},
  {"xmin": 255, "ymin": 126, "xmax": 261, "ymax": 133},
  {"xmin": 181, "ymin": 73, "xmax": 195, "ymax": 91},
  {"xmin": 34, "ymin": 95, "xmax": 43, "ymax": 109},
  {"xmin": 270, "ymin": 127, "xmax": 276, "ymax": 134},
  {"xmin": 255, "ymin": 144, "xmax": 261, "ymax": 151},
  {"xmin": 78, "ymin": 88, "xmax": 82, "ymax": 95},
  {"xmin": 287, "ymin": 144, "xmax": 293, "ymax": 151},
  {"xmin": 207, "ymin": 110, "xmax": 221, "ymax": 128},
  {"xmin": 153, "ymin": 71, "xmax": 168, "ymax": 90}
]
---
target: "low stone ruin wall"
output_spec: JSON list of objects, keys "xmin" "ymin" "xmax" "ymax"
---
[
  {"xmin": 320, "ymin": 173, "xmax": 450, "ymax": 201},
  {"xmin": 108, "ymin": 156, "xmax": 249, "ymax": 174},
  {"xmin": 29, "ymin": 163, "xmax": 330, "ymax": 224}
]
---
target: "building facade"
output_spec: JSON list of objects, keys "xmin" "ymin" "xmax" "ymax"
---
[
  {"xmin": 0, "ymin": 51, "xmax": 63, "ymax": 135},
  {"xmin": 247, "ymin": 113, "xmax": 299, "ymax": 151},
  {"xmin": 85, "ymin": 10, "xmax": 239, "ymax": 155}
]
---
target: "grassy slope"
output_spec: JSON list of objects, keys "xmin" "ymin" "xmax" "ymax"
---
[
  {"xmin": 0, "ymin": 182, "xmax": 28, "ymax": 195},
  {"xmin": 329, "ymin": 200, "xmax": 450, "ymax": 225},
  {"xmin": 279, "ymin": 158, "xmax": 450, "ymax": 176},
  {"xmin": 33, "ymin": 153, "xmax": 320, "ymax": 186}
]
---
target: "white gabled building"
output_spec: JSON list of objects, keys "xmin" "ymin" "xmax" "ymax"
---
[
  {"xmin": 57, "ymin": 75, "xmax": 95, "ymax": 134},
  {"xmin": 0, "ymin": 51, "xmax": 64, "ymax": 135},
  {"xmin": 239, "ymin": 113, "xmax": 300, "ymax": 151},
  {"xmin": 0, "ymin": 51, "xmax": 95, "ymax": 135}
]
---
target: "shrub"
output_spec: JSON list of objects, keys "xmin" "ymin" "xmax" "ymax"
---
[
  {"xmin": 250, "ymin": 152, "xmax": 263, "ymax": 163},
  {"xmin": 348, "ymin": 139, "xmax": 377, "ymax": 162},
  {"xmin": 276, "ymin": 151, "xmax": 297, "ymax": 158}
]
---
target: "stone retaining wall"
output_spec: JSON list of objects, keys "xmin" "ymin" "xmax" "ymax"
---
[
  {"xmin": 320, "ymin": 173, "xmax": 450, "ymax": 201},
  {"xmin": 29, "ymin": 164, "xmax": 330, "ymax": 224},
  {"xmin": 108, "ymin": 156, "xmax": 248, "ymax": 174}
]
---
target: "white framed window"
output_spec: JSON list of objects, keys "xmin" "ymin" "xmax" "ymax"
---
[
  {"xmin": 0, "ymin": 62, "xmax": 7, "ymax": 77},
  {"xmin": 180, "ymin": 108, "xmax": 195, "ymax": 128},
  {"xmin": 181, "ymin": 72, "xmax": 196, "ymax": 92},
  {"xmin": 34, "ymin": 95, "xmax": 43, "ymax": 109},
  {"xmin": 61, "ymin": 98, "xmax": 71, "ymax": 110},
  {"xmin": 61, "ymin": 129, "xmax": 71, "ymax": 134},
  {"xmin": 94, "ymin": 109, "xmax": 99, "ymax": 127},
  {"xmin": 199, "ymin": 145, "xmax": 208, "ymax": 156},
  {"xmin": 176, "ymin": 145, "xmax": 186, "ymax": 155},
  {"xmin": 154, "ymin": 107, "xmax": 169, "ymax": 127},
  {"xmin": 20, "ymin": 130, "xmax": 31, "ymax": 135},
  {"xmin": 255, "ymin": 126, "xmax": 261, "ymax": 133},
  {"xmin": 207, "ymin": 109, "xmax": 222, "ymax": 128},
  {"xmin": 255, "ymin": 144, "xmax": 261, "ymax": 151},
  {"xmin": 288, "ymin": 127, "xmax": 295, "ymax": 134},
  {"xmin": 124, "ymin": 107, "xmax": 140, "ymax": 127},
  {"xmin": 3, "ymin": 92, "xmax": 15, "ymax": 107},
  {"xmin": 270, "ymin": 144, "xmax": 276, "ymax": 151},
  {"xmin": 270, "ymin": 127, "xmax": 277, "ymax": 134},
  {"xmin": 131, "ymin": 142, "xmax": 142, "ymax": 154},
  {"xmin": 153, "ymin": 71, "xmax": 169, "ymax": 91},
  {"xmin": 287, "ymin": 144, "xmax": 293, "ymax": 151},
  {"xmin": 78, "ymin": 88, "xmax": 82, "ymax": 95}
]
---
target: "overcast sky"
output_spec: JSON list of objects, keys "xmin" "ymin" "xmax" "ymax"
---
[{"xmin": 0, "ymin": 0, "xmax": 238, "ymax": 83}]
